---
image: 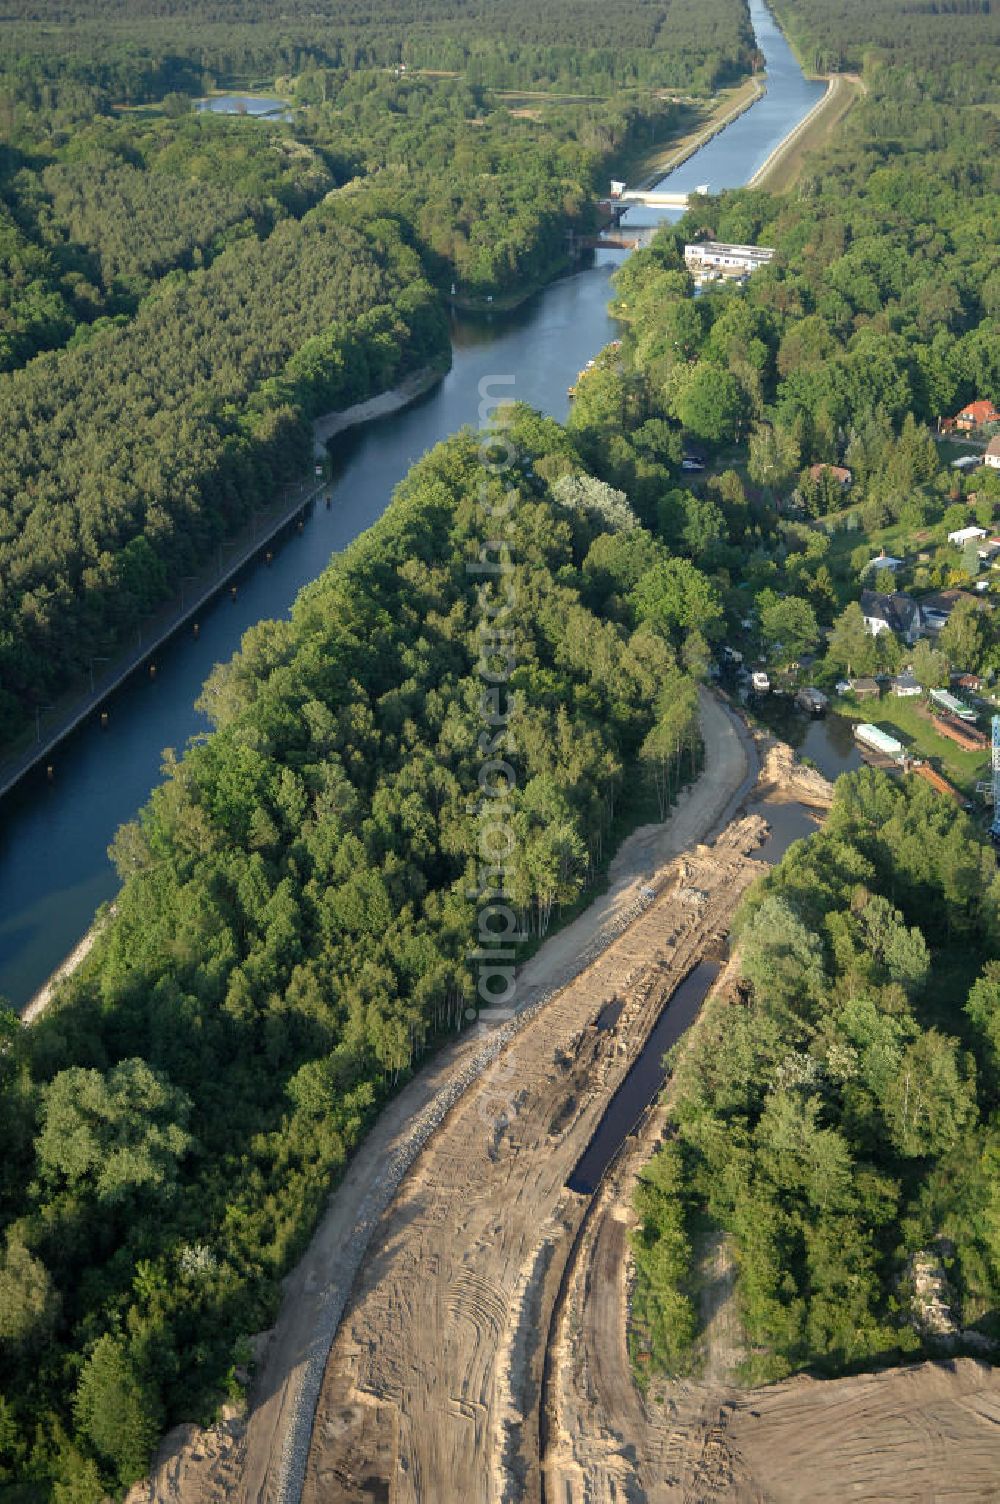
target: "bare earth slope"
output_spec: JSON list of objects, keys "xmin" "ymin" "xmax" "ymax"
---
[
  {"xmin": 138, "ymin": 688, "xmax": 754, "ymax": 1504},
  {"xmin": 300, "ymin": 817, "xmax": 763, "ymax": 1504},
  {"xmin": 727, "ymin": 1359, "xmax": 1000, "ymax": 1503}
]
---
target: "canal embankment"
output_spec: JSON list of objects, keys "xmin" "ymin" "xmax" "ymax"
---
[
  {"xmin": 0, "ymin": 359, "xmax": 448, "ymax": 808},
  {"xmin": 627, "ymin": 75, "xmax": 766, "ymax": 192},
  {"xmin": 20, "ymin": 908, "xmax": 113, "ymax": 1023},
  {"xmin": 747, "ymin": 71, "xmax": 860, "ymax": 190}
]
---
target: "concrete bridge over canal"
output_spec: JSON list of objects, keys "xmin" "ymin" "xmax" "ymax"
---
[{"xmin": 617, "ymin": 188, "xmax": 698, "ymax": 209}]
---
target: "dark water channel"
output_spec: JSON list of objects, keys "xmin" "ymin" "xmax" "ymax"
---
[
  {"xmin": 567, "ymin": 960, "xmax": 722, "ymax": 1194},
  {"xmin": 747, "ymin": 698, "xmax": 862, "ymax": 862},
  {"xmin": 568, "ymin": 691, "xmax": 865, "ymax": 1194},
  {"xmin": 1, "ymin": 0, "xmax": 829, "ymax": 1009}
]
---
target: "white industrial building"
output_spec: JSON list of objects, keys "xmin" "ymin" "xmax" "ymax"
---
[{"xmin": 684, "ymin": 241, "xmax": 775, "ymax": 274}]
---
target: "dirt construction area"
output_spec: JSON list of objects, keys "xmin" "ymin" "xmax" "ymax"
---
[
  {"xmin": 546, "ymin": 976, "xmax": 1000, "ymax": 1503},
  {"xmin": 299, "ymin": 817, "xmax": 765, "ymax": 1504},
  {"xmin": 136, "ymin": 693, "xmax": 1000, "ymax": 1504}
]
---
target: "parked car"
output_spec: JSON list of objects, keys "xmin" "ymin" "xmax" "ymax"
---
[{"xmin": 681, "ymin": 457, "xmax": 705, "ymax": 472}]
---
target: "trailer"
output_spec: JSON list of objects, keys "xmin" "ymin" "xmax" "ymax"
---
[
  {"xmin": 854, "ymin": 723, "xmax": 905, "ymax": 761},
  {"xmin": 930, "ymin": 688, "xmax": 977, "ymax": 722}
]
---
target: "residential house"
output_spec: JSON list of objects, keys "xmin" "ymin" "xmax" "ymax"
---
[
  {"xmin": 920, "ymin": 588, "xmax": 991, "ymax": 634},
  {"xmin": 954, "ymin": 399, "xmax": 1000, "ymax": 432},
  {"xmin": 867, "ymin": 550, "xmax": 904, "ymax": 575},
  {"xmin": 860, "ymin": 589, "xmax": 922, "ymax": 644},
  {"xmin": 948, "ymin": 524, "xmax": 987, "ymax": 546},
  {"xmin": 850, "ymin": 677, "xmax": 881, "ymax": 700},
  {"xmin": 891, "ymin": 670, "xmax": 921, "ymax": 697},
  {"xmin": 986, "ymin": 436, "xmax": 1000, "ymax": 470}
]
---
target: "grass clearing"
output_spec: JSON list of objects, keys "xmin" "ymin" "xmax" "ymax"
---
[
  {"xmin": 936, "ymin": 437, "xmax": 988, "ymax": 464},
  {"xmin": 832, "ymin": 692, "xmax": 989, "ymax": 796}
]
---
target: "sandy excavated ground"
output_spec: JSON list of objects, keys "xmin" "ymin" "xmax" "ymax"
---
[
  {"xmin": 134, "ymin": 690, "xmax": 756, "ymax": 1504},
  {"xmin": 546, "ymin": 959, "xmax": 1000, "ymax": 1504},
  {"xmin": 755, "ymin": 741, "xmax": 834, "ymax": 809},
  {"xmin": 300, "ymin": 816, "xmax": 765, "ymax": 1504}
]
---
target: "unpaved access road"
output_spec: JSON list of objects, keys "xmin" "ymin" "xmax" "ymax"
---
[
  {"xmin": 299, "ymin": 823, "xmax": 766, "ymax": 1497},
  {"xmin": 135, "ymin": 689, "xmax": 757, "ymax": 1504}
]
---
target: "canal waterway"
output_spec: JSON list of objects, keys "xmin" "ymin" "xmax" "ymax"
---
[
  {"xmin": 0, "ymin": 1, "xmax": 834, "ymax": 1010},
  {"xmin": 745, "ymin": 695, "xmax": 862, "ymax": 861}
]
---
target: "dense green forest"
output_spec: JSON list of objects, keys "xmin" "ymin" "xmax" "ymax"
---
[
  {"xmin": 0, "ymin": 204, "xmax": 449, "ymax": 744},
  {"xmin": 0, "ymin": 0, "xmax": 755, "ymax": 99},
  {"xmin": 772, "ymin": 0, "xmax": 1000, "ymax": 81},
  {"xmin": 633, "ymin": 772, "xmax": 1000, "ymax": 1378},
  {"xmin": 0, "ymin": 77, "xmax": 666, "ymax": 370},
  {"xmin": 606, "ymin": 0, "xmax": 1000, "ymax": 1387},
  {"xmin": 0, "ymin": 115, "xmax": 332, "ymax": 367},
  {"xmin": 295, "ymin": 74, "xmax": 665, "ymax": 295},
  {"xmin": 0, "ymin": 52, "xmax": 706, "ymax": 750},
  {"xmin": 0, "ymin": 414, "xmax": 703, "ymax": 1499}
]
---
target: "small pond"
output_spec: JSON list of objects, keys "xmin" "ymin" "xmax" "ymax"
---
[
  {"xmin": 196, "ymin": 95, "xmax": 291, "ymax": 119},
  {"xmin": 746, "ymin": 694, "xmax": 864, "ymax": 783}
]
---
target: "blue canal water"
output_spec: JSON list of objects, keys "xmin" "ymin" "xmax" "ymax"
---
[{"xmin": 0, "ymin": 3, "xmax": 838, "ymax": 1009}]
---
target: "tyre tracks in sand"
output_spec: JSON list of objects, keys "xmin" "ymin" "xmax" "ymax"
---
[{"xmin": 136, "ymin": 689, "xmax": 760, "ymax": 1504}]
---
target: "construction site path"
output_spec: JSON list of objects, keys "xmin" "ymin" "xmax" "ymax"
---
[{"xmin": 137, "ymin": 689, "xmax": 756, "ymax": 1504}]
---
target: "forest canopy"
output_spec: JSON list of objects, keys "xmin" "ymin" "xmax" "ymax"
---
[
  {"xmin": 0, "ymin": 414, "xmax": 704, "ymax": 1498},
  {"xmin": 633, "ymin": 772, "xmax": 1000, "ymax": 1380},
  {"xmin": 0, "ymin": 0, "xmax": 756, "ymax": 100},
  {"xmin": 0, "ymin": 64, "xmax": 688, "ymax": 750}
]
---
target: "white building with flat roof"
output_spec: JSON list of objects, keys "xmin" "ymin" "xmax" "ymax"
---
[{"xmin": 684, "ymin": 241, "xmax": 775, "ymax": 273}]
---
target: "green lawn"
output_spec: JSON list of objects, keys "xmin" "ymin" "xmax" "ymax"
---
[
  {"xmin": 936, "ymin": 437, "xmax": 987, "ymax": 464},
  {"xmin": 814, "ymin": 515, "xmax": 928, "ymax": 605},
  {"xmin": 832, "ymin": 692, "xmax": 989, "ymax": 797}
]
